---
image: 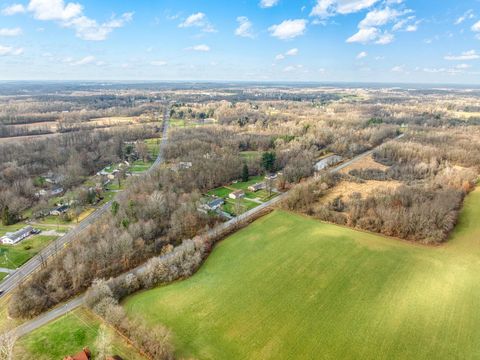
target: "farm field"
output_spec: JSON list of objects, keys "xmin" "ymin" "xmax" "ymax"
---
[
  {"xmin": 124, "ymin": 188, "xmax": 480, "ymax": 360},
  {"xmin": 15, "ymin": 308, "xmax": 146, "ymax": 360}
]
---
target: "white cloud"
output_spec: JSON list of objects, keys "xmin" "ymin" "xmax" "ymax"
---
[
  {"xmin": 0, "ymin": 45, "xmax": 23, "ymax": 56},
  {"xmin": 179, "ymin": 12, "xmax": 205, "ymax": 27},
  {"xmin": 405, "ymin": 24, "xmax": 417, "ymax": 32},
  {"xmin": 235, "ymin": 16, "xmax": 254, "ymax": 38},
  {"xmin": 0, "ymin": 28, "xmax": 22, "ymax": 36},
  {"xmin": 260, "ymin": 0, "xmax": 279, "ymax": 8},
  {"xmin": 356, "ymin": 51, "xmax": 367, "ymax": 59},
  {"xmin": 71, "ymin": 55, "xmax": 95, "ymax": 65},
  {"xmin": 285, "ymin": 48, "xmax": 299, "ymax": 56},
  {"xmin": 28, "ymin": 0, "xmax": 82, "ymax": 21},
  {"xmin": 187, "ymin": 44, "xmax": 210, "ymax": 52},
  {"xmin": 63, "ymin": 12, "xmax": 133, "ymax": 41},
  {"xmin": 275, "ymin": 48, "xmax": 299, "ymax": 61},
  {"xmin": 423, "ymin": 67, "xmax": 464, "ymax": 75},
  {"xmin": 359, "ymin": 7, "xmax": 402, "ymax": 28},
  {"xmin": 391, "ymin": 65, "xmax": 406, "ymax": 73},
  {"xmin": 347, "ymin": 27, "xmax": 378, "ymax": 43},
  {"xmin": 455, "ymin": 10, "xmax": 474, "ymax": 25},
  {"xmin": 375, "ymin": 32, "xmax": 394, "ymax": 44},
  {"xmin": 444, "ymin": 50, "xmax": 479, "ymax": 61},
  {"xmin": 21, "ymin": 0, "xmax": 132, "ymax": 41},
  {"xmin": 283, "ymin": 64, "xmax": 303, "ymax": 72},
  {"xmin": 346, "ymin": 5, "xmax": 414, "ymax": 45},
  {"xmin": 456, "ymin": 63, "xmax": 471, "ymax": 69},
  {"xmin": 269, "ymin": 19, "xmax": 307, "ymax": 40},
  {"xmin": 311, "ymin": 0, "xmax": 380, "ymax": 18},
  {"xmin": 472, "ymin": 21, "xmax": 480, "ymax": 32},
  {"xmin": 179, "ymin": 12, "xmax": 215, "ymax": 32},
  {"xmin": 2, "ymin": 4, "xmax": 26, "ymax": 15},
  {"xmin": 151, "ymin": 60, "xmax": 167, "ymax": 66}
]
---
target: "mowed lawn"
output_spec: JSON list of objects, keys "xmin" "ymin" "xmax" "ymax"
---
[
  {"xmin": 15, "ymin": 308, "xmax": 146, "ymax": 360},
  {"xmin": 0, "ymin": 235, "xmax": 58, "ymax": 269},
  {"xmin": 124, "ymin": 188, "xmax": 480, "ymax": 360}
]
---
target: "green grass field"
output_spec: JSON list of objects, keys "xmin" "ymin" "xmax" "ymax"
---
[
  {"xmin": 124, "ymin": 188, "xmax": 480, "ymax": 360},
  {"xmin": 207, "ymin": 187, "xmax": 232, "ymax": 198},
  {"xmin": 229, "ymin": 175, "xmax": 264, "ymax": 191},
  {"xmin": 144, "ymin": 137, "xmax": 161, "ymax": 157},
  {"xmin": 15, "ymin": 308, "xmax": 146, "ymax": 360},
  {"xmin": 0, "ymin": 235, "xmax": 58, "ymax": 269}
]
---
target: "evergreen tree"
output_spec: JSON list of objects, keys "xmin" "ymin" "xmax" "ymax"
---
[
  {"xmin": 2, "ymin": 206, "xmax": 10, "ymax": 226},
  {"xmin": 111, "ymin": 201, "xmax": 120, "ymax": 216},
  {"xmin": 261, "ymin": 152, "xmax": 276, "ymax": 173},
  {"xmin": 242, "ymin": 163, "xmax": 249, "ymax": 182}
]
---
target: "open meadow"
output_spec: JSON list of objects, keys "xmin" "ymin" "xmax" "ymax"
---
[{"xmin": 124, "ymin": 188, "xmax": 480, "ymax": 360}]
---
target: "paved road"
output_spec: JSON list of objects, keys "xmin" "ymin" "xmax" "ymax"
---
[
  {"xmin": 0, "ymin": 108, "xmax": 170, "ymax": 298},
  {"xmin": 13, "ymin": 133, "xmax": 404, "ymax": 337},
  {"xmin": 14, "ymin": 296, "xmax": 85, "ymax": 338}
]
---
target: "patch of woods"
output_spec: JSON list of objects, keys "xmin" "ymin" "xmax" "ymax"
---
[
  {"xmin": 7, "ymin": 127, "xmax": 265, "ymax": 318},
  {"xmin": 0, "ymin": 125, "xmax": 159, "ymax": 223},
  {"xmin": 7, "ymin": 112, "xmax": 399, "ymax": 319},
  {"xmin": 7, "ymin": 100, "xmax": 405, "ymax": 319},
  {"xmin": 284, "ymin": 128, "xmax": 480, "ymax": 244},
  {"xmin": 8, "ymin": 88, "xmax": 480, "ymax": 322}
]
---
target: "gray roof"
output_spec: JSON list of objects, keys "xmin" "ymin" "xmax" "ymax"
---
[
  {"xmin": 4, "ymin": 226, "xmax": 33, "ymax": 242},
  {"xmin": 314, "ymin": 155, "xmax": 343, "ymax": 171},
  {"xmin": 208, "ymin": 198, "xmax": 225, "ymax": 208}
]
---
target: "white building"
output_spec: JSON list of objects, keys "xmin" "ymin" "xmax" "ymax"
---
[
  {"xmin": 1, "ymin": 226, "xmax": 33, "ymax": 245},
  {"xmin": 314, "ymin": 155, "xmax": 343, "ymax": 172},
  {"xmin": 229, "ymin": 190, "xmax": 245, "ymax": 200}
]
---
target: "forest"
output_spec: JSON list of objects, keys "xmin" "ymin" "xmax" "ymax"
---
[{"xmin": 4, "ymin": 84, "xmax": 480, "ymax": 319}]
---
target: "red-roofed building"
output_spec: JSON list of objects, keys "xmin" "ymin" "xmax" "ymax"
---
[{"xmin": 63, "ymin": 347, "xmax": 91, "ymax": 360}]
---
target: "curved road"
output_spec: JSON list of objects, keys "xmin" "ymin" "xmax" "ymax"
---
[{"xmin": 0, "ymin": 108, "xmax": 170, "ymax": 298}]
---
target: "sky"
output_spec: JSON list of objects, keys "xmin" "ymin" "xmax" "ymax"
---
[{"xmin": 0, "ymin": 0, "xmax": 479, "ymax": 83}]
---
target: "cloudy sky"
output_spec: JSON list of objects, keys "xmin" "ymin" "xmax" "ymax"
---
[{"xmin": 0, "ymin": 0, "xmax": 479, "ymax": 83}]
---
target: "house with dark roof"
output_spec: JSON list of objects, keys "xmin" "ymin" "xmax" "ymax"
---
[
  {"xmin": 50, "ymin": 204, "xmax": 69, "ymax": 216},
  {"xmin": 1, "ymin": 226, "xmax": 33, "ymax": 245},
  {"xmin": 248, "ymin": 182, "xmax": 266, "ymax": 192},
  {"xmin": 201, "ymin": 198, "xmax": 225, "ymax": 212}
]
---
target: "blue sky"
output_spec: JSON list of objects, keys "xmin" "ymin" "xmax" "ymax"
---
[{"xmin": 0, "ymin": 0, "xmax": 479, "ymax": 83}]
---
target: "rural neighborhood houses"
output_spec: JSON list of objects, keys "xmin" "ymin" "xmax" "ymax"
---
[{"xmin": 0, "ymin": 226, "xmax": 37, "ymax": 245}]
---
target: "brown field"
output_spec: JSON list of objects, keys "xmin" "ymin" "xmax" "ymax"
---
[
  {"xmin": 320, "ymin": 179, "xmax": 402, "ymax": 204},
  {"xmin": 339, "ymin": 154, "xmax": 388, "ymax": 174}
]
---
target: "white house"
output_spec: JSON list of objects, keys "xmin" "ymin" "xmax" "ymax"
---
[
  {"xmin": 248, "ymin": 182, "xmax": 266, "ymax": 192},
  {"xmin": 1, "ymin": 226, "xmax": 33, "ymax": 245},
  {"xmin": 229, "ymin": 190, "xmax": 245, "ymax": 200}
]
